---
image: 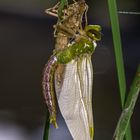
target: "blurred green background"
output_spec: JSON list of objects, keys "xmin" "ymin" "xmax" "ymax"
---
[{"xmin": 0, "ymin": 0, "xmax": 139, "ymax": 140}]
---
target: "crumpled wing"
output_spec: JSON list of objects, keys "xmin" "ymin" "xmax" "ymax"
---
[{"xmin": 55, "ymin": 55, "xmax": 93, "ymax": 140}]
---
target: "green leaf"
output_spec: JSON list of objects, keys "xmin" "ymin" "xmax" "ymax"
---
[{"xmin": 113, "ymin": 65, "xmax": 140, "ymax": 140}]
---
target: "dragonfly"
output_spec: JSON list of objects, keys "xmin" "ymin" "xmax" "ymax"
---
[{"xmin": 42, "ymin": 1, "xmax": 101, "ymax": 140}]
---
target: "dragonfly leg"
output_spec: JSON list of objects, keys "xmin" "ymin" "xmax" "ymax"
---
[{"xmin": 45, "ymin": 2, "xmax": 60, "ymax": 17}]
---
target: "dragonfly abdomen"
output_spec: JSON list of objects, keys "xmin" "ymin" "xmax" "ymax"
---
[{"xmin": 42, "ymin": 55, "xmax": 58, "ymax": 128}]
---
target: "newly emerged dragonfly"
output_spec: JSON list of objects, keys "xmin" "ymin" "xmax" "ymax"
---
[{"xmin": 42, "ymin": 1, "xmax": 101, "ymax": 140}]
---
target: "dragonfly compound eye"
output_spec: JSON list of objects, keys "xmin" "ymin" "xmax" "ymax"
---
[{"xmin": 85, "ymin": 25, "xmax": 102, "ymax": 41}]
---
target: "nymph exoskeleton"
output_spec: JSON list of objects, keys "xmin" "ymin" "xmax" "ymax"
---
[{"xmin": 46, "ymin": 0, "xmax": 88, "ymax": 49}]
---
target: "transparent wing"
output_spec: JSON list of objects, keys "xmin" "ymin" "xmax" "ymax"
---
[{"xmin": 55, "ymin": 55, "xmax": 93, "ymax": 140}]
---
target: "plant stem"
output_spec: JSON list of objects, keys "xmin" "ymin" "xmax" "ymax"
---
[
  {"xmin": 107, "ymin": 0, "xmax": 132, "ymax": 140},
  {"xmin": 43, "ymin": 112, "xmax": 50, "ymax": 140},
  {"xmin": 113, "ymin": 65, "xmax": 140, "ymax": 140}
]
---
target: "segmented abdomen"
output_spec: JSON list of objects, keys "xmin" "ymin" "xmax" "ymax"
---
[{"xmin": 42, "ymin": 55, "xmax": 58, "ymax": 128}]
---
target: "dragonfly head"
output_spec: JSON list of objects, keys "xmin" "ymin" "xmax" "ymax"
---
[{"xmin": 84, "ymin": 25, "xmax": 102, "ymax": 41}]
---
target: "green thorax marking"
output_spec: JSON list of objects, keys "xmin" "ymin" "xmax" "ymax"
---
[
  {"xmin": 55, "ymin": 24, "xmax": 102, "ymax": 64},
  {"xmin": 56, "ymin": 38, "xmax": 95, "ymax": 64}
]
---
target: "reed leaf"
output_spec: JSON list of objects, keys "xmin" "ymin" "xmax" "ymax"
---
[
  {"xmin": 113, "ymin": 65, "xmax": 140, "ymax": 140},
  {"xmin": 107, "ymin": 0, "xmax": 132, "ymax": 140}
]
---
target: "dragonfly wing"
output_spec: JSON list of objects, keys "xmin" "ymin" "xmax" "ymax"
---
[
  {"xmin": 77, "ymin": 55, "xmax": 94, "ymax": 138},
  {"xmin": 55, "ymin": 55, "xmax": 93, "ymax": 140}
]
